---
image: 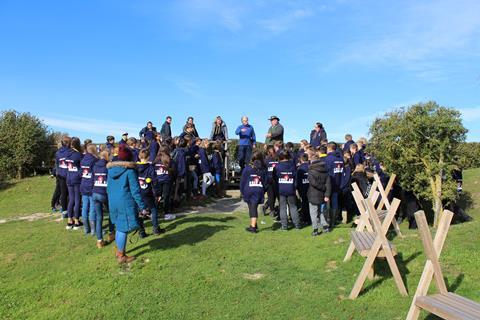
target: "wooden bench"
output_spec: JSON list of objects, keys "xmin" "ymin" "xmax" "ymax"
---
[
  {"xmin": 373, "ymin": 173, "xmax": 403, "ymax": 238},
  {"xmin": 348, "ymin": 197, "xmax": 407, "ymax": 299},
  {"xmin": 406, "ymin": 210, "xmax": 480, "ymax": 320}
]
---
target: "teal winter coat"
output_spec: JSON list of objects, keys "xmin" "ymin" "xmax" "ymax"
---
[{"xmin": 107, "ymin": 161, "xmax": 146, "ymax": 233}]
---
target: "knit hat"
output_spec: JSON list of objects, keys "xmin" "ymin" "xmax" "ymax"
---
[{"xmin": 117, "ymin": 144, "xmax": 133, "ymax": 161}]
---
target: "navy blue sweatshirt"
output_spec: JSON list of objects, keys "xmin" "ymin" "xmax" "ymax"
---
[
  {"xmin": 106, "ymin": 143, "xmax": 115, "ymax": 154},
  {"xmin": 265, "ymin": 156, "xmax": 279, "ymax": 185},
  {"xmin": 92, "ymin": 159, "xmax": 108, "ymax": 195},
  {"xmin": 55, "ymin": 146, "xmax": 70, "ymax": 178},
  {"xmin": 174, "ymin": 148, "xmax": 187, "ymax": 177},
  {"xmin": 340, "ymin": 164, "xmax": 352, "ymax": 194},
  {"xmin": 198, "ymin": 148, "xmax": 210, "ymax": 174},
  {"xmin": 235, "ymin": 124, "xmax": 256, "ymax": 146},
  {"xmin": 211, "ymin": 151, "xmax": 223, "ymax": 175},
  {"xmin": 66, "ymin": 149, "xmax": 83, "ymax": 186},
  {"xmin": 136, "ymin": 162, "xmax": 156, "ymax": 198},
  {"xmin": 353, "ymin": 152, "xmax": 364, "ymax": 166},
  {"xmin": 343, "ymin": 140, "xmax": 355, "ymax": 153},
  {"xmin": 153, "ymin": 161, "xmax": 171, "ymax": 184},
  {"xmin": 240, "ymin": 160, "xmax": 266, "ymax": 204},
  {"xmin": 149, "ymin": 140, "xmax": 159, "ymax": 163},
  {"xmin": 80, "ymin": 153, "xmax": 98, "ymax": 195},
  {"xmin": 273, "ymin": 160, "xmax": 296, "ymax": 197},
  {"xmin": 296, "ymin": 162, "xmax": 310, "ymax": 196},
  {"xmin": 325, "ymin": 151, "xmax": 344, "ymax": 193}
]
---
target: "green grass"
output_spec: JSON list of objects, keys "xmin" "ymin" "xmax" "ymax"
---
[
  {"xmin": 1, "ymin": 169, "xmax": 479, "ymax": 319},
  {"xmin": 0, "ymin": 175, "xmax": 55, "ymax": 218}
]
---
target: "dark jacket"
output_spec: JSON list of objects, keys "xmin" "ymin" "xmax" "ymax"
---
[
  {"xmin": 174, "ymin": 148, "xmax": 187, "ymax": 177},
  {"xmin": 80, "ymin": 153, "xmax": 98, "ymax": 195},
  {"xmin": 160, "ymin": 122, "xmax": 171, "ymax": 140},
  {"xmin": 149, "ymin": 140, "xmax": 159, "ymax": 163},
  {"xmin": 66, "ymin": 149, "xmax": 83, "ymax": 186},
  {"xmin": 352, "ymin": 171, "xmax": 369, "ymax": 198},
  {"xmin": 310, "ymin": 129, "xmax": 327, "ymax": 149},
  {"xmin": 92, "ymin": 159, "xmax": 108, "ymax": 195},
  {"xmin": 136, "ymin": 162, "xmax": 156, "ymax": 198},
  {"xmin": 273, "ymin": 160, "xmax": 296, "ymax": 197},
  {"xmin": 198, "ymin": 148, "xmax": 210, "ymax": 174},
  {"xmin": 343, "ymin": 140, "xmax": 355, "ymax": 153},
  {"xmin": 265, "ymin": 156, "xmax": 279, "ymax": 186},
  {"xmin": 183, "ymin": 124, "xmax": 199, "ymax": 137},
  {"xmin": 139, "ymin": 126, "xmax": 157, "ymax": 141},
  {"xmin": 325, "ymin": 151, "xmax": 344, "ymax": 193},
  {"xmin": 153, "ymin": 161, "xmax": 171, "ymax": 184},
  {"xmin": 340, "ymin": 163, "xmax": 352, "ymax": 194},
  {"xmin": 107, "ymin": 161, "xmax": 146, "ymax": 233},
  {"xmin": 210, "ymin": 121, "xmax": 228, "ymax": 141},
  {"xmin": 265, "ymin": 123, "xmax": 284, "ymax": 145},
  {"xmin": 240, "ymin": 160, "xmax": 266, "ymax": 204},
  {"xmin": 211, "ymin": 151, "xmax": 223, "ymax": 175},
  {"xmin": 307, "ymin": 159, "xmax": 331, "ymax": 205},
  {"xmin": 296, "ymin": 162, "xmax": 310, "ymax": 196},
  {"xmin": 55, "ymin": 146, "xmax": 70, "ymax": 178}
]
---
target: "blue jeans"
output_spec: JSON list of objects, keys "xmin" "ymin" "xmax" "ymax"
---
[
  {"xmin": 81, "ymin": 195, "xmax": 95, "ymax": 234},
  {"xmin": 238, "ymin": 145, "xmax": 253, "ymax": 171},
  {"xmin": 93, "ymin": 193, "xmax": 109, "ymax": 241}
]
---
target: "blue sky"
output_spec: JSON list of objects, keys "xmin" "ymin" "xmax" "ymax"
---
[{"xmin": 1, "ymin": 0, "xmax": 479, "ymax": 143}]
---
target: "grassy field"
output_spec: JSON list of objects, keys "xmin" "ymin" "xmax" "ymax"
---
[{"xmin": 0, "ymin": 169, "xmax": 479, "ymax": 319}]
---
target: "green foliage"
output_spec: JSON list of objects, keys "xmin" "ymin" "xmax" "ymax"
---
[
  {"xmin": 368, "ymin": 101, "xmax": 467, "ymax": 223},
  {"xmin": 0, "ymin": 110, "xmax": 56, "ymax": 179},
  {"xmin": 457, "ymin": 142, "xmax": 480, "ymax": 169}
]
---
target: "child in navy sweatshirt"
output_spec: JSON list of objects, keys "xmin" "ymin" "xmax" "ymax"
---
[
  {"xmin": 137, "ymin": 149, "xmax": 164, "ymax": 236},
  {"xmin": 240, "ymin": 151, "xmax": 267, "ymax": 233},
  {"xmin": 153, "ymin": 145, "xmax": 175, "ymax": 221},
  {"xmin": 325, "ymin": 142, "xmax": 344, "ymax": 228},
  {"xmin": 92, "ymin": 150, "xmax": 112, "ymax": 247},
  {"xmin": 55, "ymin": 136, "xmax": 72, "ymax": 215},
  {"xmin": 296, "ymin": 153, "xmax": 310, "ymax": 225},
  {"xmin": 273, "ymin": 150, "xmax": 301, "ymax": 230},
  {"xmin": 80, "ymin": 144, "xmax": 98, "ymax": 235},
  {"xmin": 198, "ymin": 139, "xmax": 213, "ymax": 197},
  {"xmin": 66, "ymin": 137, "xmax": 84, "ymax": 230},
  {"xmin": 173, "ymin": 139, "xmax": 187, "ymax": 204},
  {"xmin": 263, "ymin": 145, "xmax": 279, "ymax": 218},
  {"xmin": 211, "ymin": 141, "xmax": 224, "ymax": 197}
]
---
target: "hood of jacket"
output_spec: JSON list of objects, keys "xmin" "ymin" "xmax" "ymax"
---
[
  {"xmin": 107, "ymin": 161, "xmax": 136, "ymax": 179},
  {"xmin": 309, "ymin": 159, "xmax": 327, "ymax": 174},
  {"xmin": 136, "ymin": 162, "xmax": 150, "ymax": 175}
]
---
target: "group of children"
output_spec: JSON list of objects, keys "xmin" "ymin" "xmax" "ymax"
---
[
  {"xmin": 52, "ymin": 125, "xmax": 228, "ymax": 249},
  {"xmin": 240, "ymin": 135, "xmax": 386, "ymax": 236}
]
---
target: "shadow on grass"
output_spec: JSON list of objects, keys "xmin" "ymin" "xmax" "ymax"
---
[
  {"xmin": 360, "ymin": 251, "xmax": 422, "ymax": 296},
  {"xmin": 164, "ymin": 215, "xmax": 236, "ymax": 232},
  {"xmin": 0, "ymin": 180, "xmax": 15, "ymax": 192},
  {"xmin": 132, "ymin": 223, "xmax": 233, "ymax": 257}
]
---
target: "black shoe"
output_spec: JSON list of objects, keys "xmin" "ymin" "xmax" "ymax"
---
[
  {"xmin": 65, "ymin": 223, "xmax": 74, "ymax": 230},
  {"xmin": 311, "ymin": 229, "xmax": 320, "ymax": 236},
  {"xmin": 281, "ymin": 226, "xmax": 288, "ymax": 231},
  {"xmin": 139, "ymin": 231, "xmax": 149, "ymax": 239},
  {"xmin": 323, "ymin": 227, "xmax": 330, "ymax": 233},
  {"xmin": 153, "ymin": 228, "xmax": 166, "ymax": 235},
  {"xmin": 245, "ymin": 226, "xmax": 258, "ymax": 233},
  {"xmin": 295, "ymin": 225, "xmax": 302, "ymax": 230}
]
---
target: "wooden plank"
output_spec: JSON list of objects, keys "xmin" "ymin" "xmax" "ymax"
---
[
  {"xmin": 406, "ymin": 210, "xmax": 454, "ymax": 320},
  {"xmin": 416, "ymin": 296, "xmax": 479, "ymax": 320},
  {"xmin": 416, "ymin": 211, "xmax": 448, "ymax": 294},
  {"xmin": 446, "ymin": 293, "xmax": 480, "ymax": 311},
  {"xmin": 434, "ymin": 294, "xmax": 480, "ymax": 317}
]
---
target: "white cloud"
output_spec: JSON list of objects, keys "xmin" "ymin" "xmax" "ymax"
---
[
  {"xmin": 458, "ymin": 107, "xmax": 480, "ymax": 122},
  {"xmin": 171, "ymin": 79, "xmax": 203, "ymax": 98},
  {"xmin": 41, "ymin": 115, "xmax": 143, "ymax": 137},
  {"xmin": 259, "ymin": 8, "xmax": 314, "ymax": 34}
]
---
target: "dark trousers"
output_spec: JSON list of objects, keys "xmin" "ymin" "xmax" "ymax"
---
[
  {"xmin": 58, "ymin": 175, "xmax": 68, "ymax": 211},
  {"xmin": 238, "ymin": 145, "xmax": 253, "ymax": 171},
  {"xmin": 266, "ymin": 183, "xmax": 278, "ymax": 215},
  {"xmin": 155, "ymin": 182, "xmax": 171, "ymax": 214},
  {"xmin": 67, "ymin": 184, "xmax": 81, "ymax": 219},
  {"xmin": 300, "ymin": 193, "xmax": 311, "ymax": 224},
  {"xmin": 51, "ymin": 176, "xmax": 61, "ymax": 208},
  {"xmin": 248, "ymin": 202, "xmax": 259, "ymax": 218}
]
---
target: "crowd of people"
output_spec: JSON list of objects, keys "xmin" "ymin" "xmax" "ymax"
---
[{"xmin": 51, "ymin": 114, "xmax": 387, "ymax": 264}]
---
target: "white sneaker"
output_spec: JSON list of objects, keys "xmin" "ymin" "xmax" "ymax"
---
[{"xmin": 164, "ymin": 214, "xmax": 176, "ymax": 221}]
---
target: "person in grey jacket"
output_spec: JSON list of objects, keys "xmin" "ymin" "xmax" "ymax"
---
[
  {"xmin": 210, "ymin": 116, "xmax": 228, "ymax": 142},
  {"xmin": 265, "ymin": 115, "xmax": 284, "ymax": 145}
]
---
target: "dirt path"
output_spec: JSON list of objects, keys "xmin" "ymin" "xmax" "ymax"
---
[{"xmin": 0, "ymin": 191, "xmax": 247, "ymax": 225}]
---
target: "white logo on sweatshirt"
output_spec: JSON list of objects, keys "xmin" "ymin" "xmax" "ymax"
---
[
  {"xmin": 249, "ymin": 175, "xmax": 263, "ymax": 188},
  {"xmin": 94, "ymin": 174, "xmax": 107, "ymax": 187},
  {"xmin": 278, "ymin": 172, "xmax": 293, "ymax": 184}
]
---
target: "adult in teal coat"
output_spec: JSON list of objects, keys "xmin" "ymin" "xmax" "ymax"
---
[{"xmin": 107, "ymin": 145, "xmax": 146, "ymax": 264}]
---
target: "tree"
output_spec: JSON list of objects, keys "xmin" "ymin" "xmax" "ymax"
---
[
  {"xmin": 0, "ymin": 110, "xmax": 56, "ymax": 179},
  {"xmin": 368, "ymin": 101, "xmax": 467, "ymax": 227}
]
